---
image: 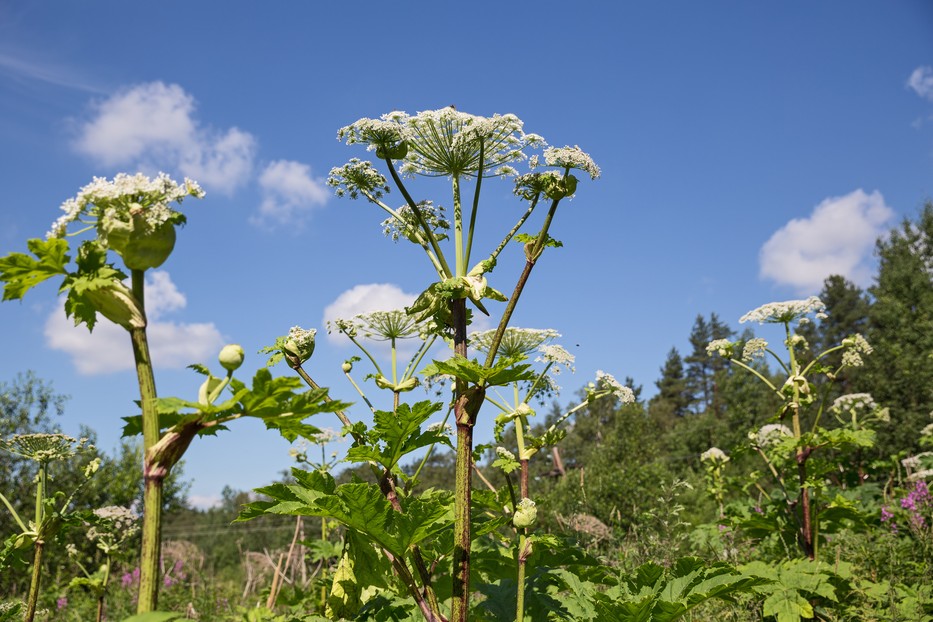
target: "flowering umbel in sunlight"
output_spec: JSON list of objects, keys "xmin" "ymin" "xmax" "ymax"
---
[
  {"xmin": 593, "ymin": 370, "xmax": 636, "ymax": 404},
  {"xmin": 0, "ymin": 433, "xmax": 93, "ymax": 464},
  {"xmin": 739, "ymin": 296, "xmax": 827, "ymax": 325},
  {"xmin": 471, "ymin": 327, "xmax": 559, "ymax": 358},
  {"xmin": 48, "ymin": 173, "xmax": 205, "ymax": 271}
]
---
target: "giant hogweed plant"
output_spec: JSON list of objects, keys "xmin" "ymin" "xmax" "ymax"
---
[
  {"xmin": 706, "ymin": 297, "xmax": 883, "ymax": 561},
  {"xmin": 240, "ymin": 109, "xmax": 609, "ymax": 621},
  {"xmin": 241, "ymin": 109, "xmax": 759, "ymax": 621},
  {"xmin": 0, "ymin": 174, "xmax": 343, "ymax": 614}
]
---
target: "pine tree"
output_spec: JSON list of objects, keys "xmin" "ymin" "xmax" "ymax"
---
[
  {"xmin": 649, "ymin": 348, "xmax": 690, "ymax": 431},
  {"xmin": 863, "ymin": 202, "xmax": 933, "ymax": 455},
  {"xmin": 684, "ymin": 313, "xmax": 734, "ymax": 416}
]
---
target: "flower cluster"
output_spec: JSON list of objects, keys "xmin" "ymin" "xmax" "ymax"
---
[
  {"xmin": 86, "ymin": 506, "xmax": 139, "ymax": 554},
  {"xmin": 332, "ymin": 310, "xmax": 422, "ymax": 342},
  {"xmin": 471, "ymin": 327, "xmax": 559, "ymax": 358},
  {"xmin": 741, "ymin": 338, "xmax": 768, "ymax": 362},
  {"xmin": 0, "ymin": 433, "xmax": 93, "ymax": 464},
  {"xmin": 381, "ymin": 200, "xmax": 450, "ymax": 243},
  {"xmin": 594, "ymin": 370, "xmax": 636, "ymax": 404},
  {"xmin": 338, "ymin": 108, "xmax": 547, "ymax": 178},
  {"xmin": 701, "ymin": 447, "xmax": 730, "ymax": 464},
  {"xmin": 538, "ymin": 146, "xmax": 601, "ymax": 179},
  {"xmin": 48, "ymin": 172, "xmax": 203, "ymax": 240},
  {"xmin": 327, "ymin": 158, "xmax": 390, "ymax": 201},
  {"xmin": 706, "ymin": 339, "xmax": 734, "ymax": 358},
  {"xmin": 841, "ymin": 333, "xmax": 872, "ymax": 368},
  {"xmin": 739, "ymin": 296, "xmax": 827, "ymax": 325},
  {"xmin": 536, "ymin": 344, "xmax": 575, "ymax": 374},
  {"xmin": 753, "ymin": 424, "xmax": 793, "ymax": 448}
]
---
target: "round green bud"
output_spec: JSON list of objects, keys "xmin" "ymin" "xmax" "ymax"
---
[
  {"xmin": 513, "ymin": 498, "xmax": 537, "ymax": 529},
  {"xmin": 341, "ymin": 361, "xmax": 353, "ymax": 373},
  {"xmin": 218, "ymin": 344, "xmax": 245, "ymax": 371},
  {"xmin": 103, "ymin": 214, "xmax": 178, "ymax": 271}
]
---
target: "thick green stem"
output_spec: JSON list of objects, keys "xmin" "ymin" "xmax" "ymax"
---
[
  {"xmin": 451, "ymin": 298, "xmax": 479, "ymax": 622},
  {"xmin": 515, "ymin": 534, "xmax": 528, "ymax": 622},
  {"xmin": 24, "ymin": 540, "xmax": 44, "ymax": 622},
  {"xmin": 453, "ymin": 175, "xmax": 464, "ymax": 276},
  {"xmin": 130, "ymin": 269, "xmax": 162, "ymax": 613}
]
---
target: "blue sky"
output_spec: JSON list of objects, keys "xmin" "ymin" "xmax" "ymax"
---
[{"xmin": 1, "ymin": 2, "xmax": 931, "ymax": 508}]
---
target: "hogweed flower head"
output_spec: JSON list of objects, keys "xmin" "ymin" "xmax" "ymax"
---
[
  {"xmin": 706, "ymin": 339, "xmax": 735, "ymax": 358},
  {"xmin": 471, "ymin": 327, "xmax": 559, "ymax": 358},
  {"xmin": 594, "ymin": 370, "xmax": 636, "ymax": 404},
  {"xmin": 536, "ymin": 344, "xmax": 575, "ymax": 374},
  {"xmin": 739, "ymin": 296, "xmax": 826, "ymax": 325},
  {"xmin": 701, "ymin": 447, "xmax": 730, "ymax": 464},
  {"xmin": 381, "ymin": 200, "xmax": 450, "ymax": 243},
  {"xmin": 48, "ymin": 173, "xmax": 204, "ymax": 271},
  {"xmin": 753, "ymin": 424, "xmax": 793, "ymax": 447},
  {"xmin": 338, "ymin": 108, "xmax": 545, "ymax": 178},
  {"xmin": 87, "ymin": 506, "xmax": 139, "ymax": 553},
  {"xmin": 540, "ymin": 145, "xmax": 601, "ymax": 179},
  {"xmin": 0, "ymin": 433, "xmax": 92, "ymax": 464},
  {"xmin": 841, "ymin": 333, "xmax": 872, "ymax": 368},
  {"xmin": 350, "ymin": 310, "xmax": 422, "ymax": 341},
  {"xmin": 327, "ymin": 158, "xmax": 390, "ymax": 201},
  {"xmin": 741, "ymin": 338, "xmax": 768, "ymax": 362}
]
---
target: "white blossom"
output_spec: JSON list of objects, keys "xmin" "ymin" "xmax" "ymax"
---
[
  {"xmin": 595, "ymin": 370, "xmax": 635, "ymax": 404},
  {"xmin": 754, "ymin": 423, "xmax": 793, "ymax": 447},
  {"xmin": 543, "ymin": 146, "xmax": 601, "ymax": 179},
  {"xmin": 470, "ymin": 327, "xmax": 559, "ymax": 358},
  {"xmin": 706, "ymin": 339, "xmax": 734, "ymax": 358},
  {"xmin": 701, "ymin": 447, "xmax": 730, "ymax": 463},
  {"xmin": 48, "ymin": 172, "xmax": 203, "ymax": 240},
  {"xmin": 741, "ymin": 338, "xmax": 768, "ymax": 362},
  {"xmin": 739, "ymin": 297, "xmax": 826, "ymax": 325}
]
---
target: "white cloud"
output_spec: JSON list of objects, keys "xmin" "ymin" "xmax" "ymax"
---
[
  {"xmin": 73, "ymin": 82, "xmax": 256, "ymax": 194},
  {"xmin": 251, "ymin": 160, "xmax": 329, "ymax": 229},
  {"xmin": 322, "ymin": 283, "xmax": 417, "ymax": 345},
  {"xmin": 44, "ymin": 271, "xmax": 225, "ymax": 375},
  {"xmin": 759, "ymin": 189, "xmax": 894, "ymax": 292},
  {"xmin": 907, "ymin": 66, "xmax": 933, "ymax": 102}
]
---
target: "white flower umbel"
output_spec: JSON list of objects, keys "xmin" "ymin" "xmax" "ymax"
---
[
  {"xmin": 48, "ymin": 173, "xmax": 204, "ymax": 240},
  {"xmin": 0, "ymin": 433, "xmax": 93, "ymax": 464},
  {"xmin": 739, "ymin": 296, "xmax": 827, "ymax": 325},
  {"xmin": 706, "ymin": 339, "xmax": 735, "ymax": 358},
  {"xmin": 327, "ymin": 158, "xmax": 390, "ymax": 200},
  {"xmin": 382, "ymin": 201, "xmax": 450, "ymax": 242},
  {"xmin": 541, "ymin": 145, "xmax": 601, "ymax": 179},
  {"xmin": 470, "ymin": 327, "xmax": 559, "ymax": 358},
  {"xmin": 594, "ymin": 370, "xmax": 635, "ymax": 404},
  {"xmin": 741, "ymin": 338, "xmax": 768, "ymax": 362},
  {"xmin": 701, "ymin": 447, "xmax": 730, "ymax": 464},
  {"xmin": 754, "ymin": 424, "xmax": 793, "ymax": 447},
  {"xmin": 352, "ymin": 310, "xmax": 422, "ymax": 341},
  {"xmin": 536, "ymin": 344, "xmax": 575, "ymax": 374}
]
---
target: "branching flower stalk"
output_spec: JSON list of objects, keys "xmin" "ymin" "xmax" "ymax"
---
[
  {"xmin": 708, "ymin": 297, "xmax": 876, "ymax": 560},
  {"xmin": 332, "ymin": 110, "xmax": 599, "ymax": 621},
  {"xmin": 0, "ymin": 434, "xmax": 98, "ymax": 622},
  {"xmin": 0, "ymin": 173, "xmax": 204, "ymax": 613}
]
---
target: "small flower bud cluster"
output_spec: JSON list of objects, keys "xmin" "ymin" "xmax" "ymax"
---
[
  {"xmin": 841, "ymin": 333, "xmax": 872, "ymax": 368},
  {"xmin": 741, "ymin": 338, "xmax": 768, "ymax": 362},
  {"xmin": 706, "ymin": 339, "xmax": 734, "ymax": 358},
  {"xmin": 701, "ymin": 447, "xmax": 730, "ymax": 464},
  {"xmin": 752, "ymin": 424, "xmax": 793, "ymax": 447},
  {"xmin": 594, "ymin": 370, "xmax": 635, "ymax": 404}
]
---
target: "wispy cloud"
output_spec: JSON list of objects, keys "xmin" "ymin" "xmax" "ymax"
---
[
  {"xmin": 44, "ymin": 271, "xmax": 225, "ymax": 375},
  {"xmin": 251, "ymin": 160, "xmax": 329, "ymax": 229},
  {"xmin": 907, "ymin": 66, "xmax": 933, "ymax": 102},
  {"xmin": 0, "ymin": 52, "xmax": 104, "ymax": 94},
  {"xmin": 759, "ymin": 189, "xmax": 894, "ymax": 293},
  {"xmin": 73, "ymin": 82, "xmax": 256, "ymax": 194}
]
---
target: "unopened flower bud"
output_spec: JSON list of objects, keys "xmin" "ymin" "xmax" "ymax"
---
[
  {"xmin": 341, "ymin": 361, "xmax": 353, "ymax": 373},
  {"xmin": 513, "ymin": 498, "xmax": 537, "ymax": 529},
  {"xmin": 218, "ymin": 344, "xmax": 245, "ymax": 371}
]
